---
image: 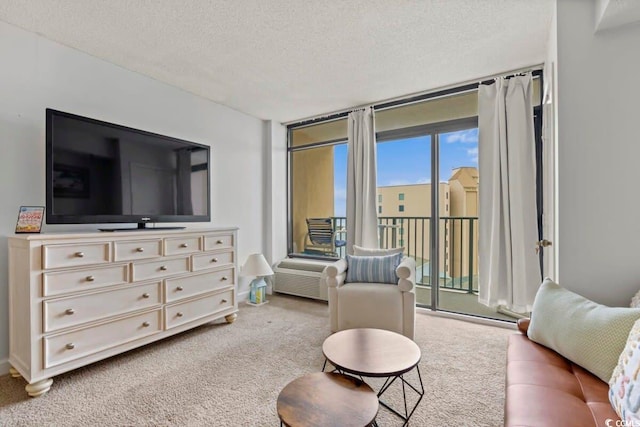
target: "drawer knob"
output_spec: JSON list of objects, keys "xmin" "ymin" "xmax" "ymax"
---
[
  {"xmin": 86, "ymin": 276, "xmax": 95, "ymax": 282},
  {"xmin": 176, "ymin": 286, "xmax": 184, "ymax": 291},
  {"xmin": 142, "ymin": 321, "xmax": 150, "ymax": 327},
  {"xmin": 65, "ymin": 308, "xmax": 75, "ymax": 315},
  {"xmin": 176, "ymin": 312, "xmax": 184, "ymax": 317},
  {"xmin": 211, "ymin": 258, "xmax": 218, "ymax": 263},
  {"xmin": 136, "ymin": 247, "xmax": 145, "ymax": 253},
  {"xmin": 180, "ymin": 243, "xmax": 188, "ymax": 248},
  {"xmin": 216, "ymin": 240, "xmax": 223, "ymax": 244},
  {"xmin": 221, "ymin": 276, "xmax": 228, "ymax": 281},
  {"xmin": 160, "ymin": 265, "xmax": 168, "ymax": 271},
  {"xmin": 142, "ymin": 293, "xmax": 150, "ymax": 298},
  {"xmin": 221, "ymin": 299, "xmax": 228, "ymax": 304},
  {"xmin": 75, "ymin": 252, "xmax": 84, "ymax": 258},
  {"xmin": 66, "ymin": 343, "xmax": 75, "ymax": 350}
]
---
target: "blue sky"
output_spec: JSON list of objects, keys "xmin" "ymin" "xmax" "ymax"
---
[{"xmin": 334, "ymin": 128, "xmax": 478, "ymax": 216}]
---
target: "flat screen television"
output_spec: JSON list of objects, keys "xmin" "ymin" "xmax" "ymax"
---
[{"xmin": 46, "ymin": 109, "xmax": 210, "ymax": 231}]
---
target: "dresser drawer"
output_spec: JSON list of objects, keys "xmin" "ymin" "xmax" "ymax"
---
[
  {"xmin": 113, "ymin": 239, "xmax": 162, "ymax": 261},
  {"xmin": 42, "ymin": 242, "xmax": 111, "ymax": 269},
  {"xmin": 165, "ymin": 290, "xmax": 234, "ymax": 329},
  {"xmin": 131, "ymin": 256, "xmax": 190, "ymax": 282},
  {"xmin": 43, "ymin": 282, "xmax": 162, "ymax": 333},
  {"xmin": 42, "ymin": 264, "xmax": 130, "ymax": 297},
  {"xmin": 191, "ymin": 250, "xmax": 234, "ymax": 272},
  {"xmin": 164, "ymin": 236, "xmax": 201, "ymax": 256},
  {"xmin": 203, "ymin": 233, "xmax": 234, "ymax": 251},
  {"xmin": 43, "ymin": 309, "xmax": 162, "ymax": 369},
  {"xmin": 165, "ymin": 269, "xmax": 234, "ymax": 302}
]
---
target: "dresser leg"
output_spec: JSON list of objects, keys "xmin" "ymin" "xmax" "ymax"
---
[
  {"xmin": 9, "ymin": 367, "xmax": 22, "ymax": 379},
  {"xmin": 224, "ymin": 313, "xmax": 237, "ymax": 324},
  {"xmin": 25, "ymin": 378, "xmax": 53, "ymax": 397}
]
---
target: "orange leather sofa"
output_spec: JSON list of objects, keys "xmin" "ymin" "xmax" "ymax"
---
[{"xmin": 505, "ymin": 319, "xmax": 620, "ymax": 426}]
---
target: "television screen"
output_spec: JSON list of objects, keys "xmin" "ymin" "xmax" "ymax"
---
[{"xmin": 46, "ymin": 109, "xmax": 210, "ymax": 229}]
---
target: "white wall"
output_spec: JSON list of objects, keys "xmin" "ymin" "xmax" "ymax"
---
[
  {"xmin": 0, "ymin": 21, "xmax": 268, "ymax": 369},
  {"xmin": 556, "ymin": 1, "xmax": 640, "ymax": 305}
]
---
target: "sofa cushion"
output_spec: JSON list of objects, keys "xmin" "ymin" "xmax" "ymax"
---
[
  {"xmin": 505, "ymin": 333, "xmax": 619, "ymax": 427},
  {"xmin": 528, "ymin": 278, "xmax": 640, "ymax": 382},
  {"xmin": 609, "ymin": 318, "xmax": 640, "ymax": 423},
  {"xmin": 345, "ymin": 253, "xmax": 402, "ymax": 285},
  {"xmin": 336, "ymin": 282, "xmax": 404, "ymax": 334}
]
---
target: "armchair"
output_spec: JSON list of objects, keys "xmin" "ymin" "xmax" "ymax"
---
[{"xmin": 326, "ymin": 255, "xmax": 416, "ymax": 340}]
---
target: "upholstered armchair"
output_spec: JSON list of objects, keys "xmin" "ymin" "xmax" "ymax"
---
[{"xmin": 326, "ymin": 252, "xmax": 416, "ymax": 340}]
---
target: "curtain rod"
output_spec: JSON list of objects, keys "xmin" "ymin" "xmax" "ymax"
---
[{"xmin": 285, "ymin": 64, "xmax": 544, "ymax": 129}]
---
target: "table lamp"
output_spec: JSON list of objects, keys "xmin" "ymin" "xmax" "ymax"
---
[{"xmin": 242, "ymin": 253, "xmax": 274, "ymax": 306}]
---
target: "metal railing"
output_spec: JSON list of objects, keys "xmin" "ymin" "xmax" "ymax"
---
[{"xmin": 330, "ymin": 216, "xmax": 479, "ymax": 293}]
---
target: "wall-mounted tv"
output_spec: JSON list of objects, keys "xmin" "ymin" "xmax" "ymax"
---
[{"xmin": 46, "ymin": 109, "xmax": 210, "ymax": 231}]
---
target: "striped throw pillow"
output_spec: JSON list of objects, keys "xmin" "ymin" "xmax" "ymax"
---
[{"xmin": 345, "ymin": 253, "xmax": 403, "ymax": 285}]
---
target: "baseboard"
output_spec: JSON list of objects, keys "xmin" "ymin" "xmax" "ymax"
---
[
  {"xmin": 237, "ymin": 290, "xmax": 249, "ymax": 302},
  {"xmin": 0, "ymin": 358, "xmax": 9, "ymax": 376},
  {"xmin": 416, "ymin": 307, "xmax": 517, "ymax": 330}
]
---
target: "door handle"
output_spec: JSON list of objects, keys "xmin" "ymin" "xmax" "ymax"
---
[{"xmin": 535, "ymin": 239, "xmax": 552, "ymax": 254}]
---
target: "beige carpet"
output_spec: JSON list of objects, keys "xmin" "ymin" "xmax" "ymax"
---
[{"xmin": 0, "ymin": 294, "xmax": 514, "ymax": 426}]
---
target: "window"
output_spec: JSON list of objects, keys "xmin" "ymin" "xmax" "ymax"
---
[
  {"xmin": 399, "ymin": 205, "xmax": 405, "ymax": 212},
  {"xmin": 446, "ymin": 192, "xmax": 449, "ymax": 199},
  {"xmin": 378, "ymin": 206, "xmax": 382, "ymax": 214},
  {"xmin": 399, "ymin": 193, "xmax": 405, "ymax": 201},
  {"xmin": 378, "ymin": 194, "xmax": 382, "ymax": 202},
  {"xmin": 399, "ymin": 239, "xmax": 404, "ymax": 247},
  {"xmin": 399, "ymin": 228, "xmax": 404, "ymax": 235}
]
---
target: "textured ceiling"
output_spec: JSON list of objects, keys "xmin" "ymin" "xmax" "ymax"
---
[
  {"xmin": 0, "ymin": 0, "xmax": 555, "ymax": 123},
  {"xmin": 596, "ymin": 0, "xmax": 640, "ymax": 31}
]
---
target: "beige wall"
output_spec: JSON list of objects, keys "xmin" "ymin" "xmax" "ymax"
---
[{"xmin": 291, "ymin": 147, "xmax": 335, "ymax": 252}]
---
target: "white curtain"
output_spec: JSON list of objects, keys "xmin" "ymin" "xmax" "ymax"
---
[
  {"xmin": 346, "ymin": 107, "xmax": 378, "ymax": 253},
  {"xmin": 478, "ymin": 74, "xmax": 541, "ymax": 313}
]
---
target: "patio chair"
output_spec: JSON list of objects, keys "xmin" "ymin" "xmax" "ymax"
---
[{"xmin": 304, "ymin": 218, "xmax": 346, "ymax": 256}]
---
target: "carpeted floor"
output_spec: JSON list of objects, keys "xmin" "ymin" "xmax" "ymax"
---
[{"xmin": 0, "ymin": 294, "xmax": 514, "ymax": 426}]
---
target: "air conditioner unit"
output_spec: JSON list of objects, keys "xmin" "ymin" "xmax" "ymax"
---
[{"xmin": 273, "ymin": 258, "xmax": 333, "ymax": 301}]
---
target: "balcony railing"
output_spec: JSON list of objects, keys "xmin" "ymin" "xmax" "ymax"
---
[{"xmin": 331, "ymin": 216, "xmax": 479, "ymax": 294}]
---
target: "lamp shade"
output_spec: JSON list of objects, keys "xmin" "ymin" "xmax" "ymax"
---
[{"xmin": 241, "ymin": 253, "xmax": 274, "ymax": 277}]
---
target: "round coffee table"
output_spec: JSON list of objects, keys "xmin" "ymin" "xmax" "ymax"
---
[
  {"xmin": 322, "ymin": 328, "xmax": 424, "ymax": 425},
  {"xmin": 277, "ymin": 372, "xmax": 378, "ymax": 427}
]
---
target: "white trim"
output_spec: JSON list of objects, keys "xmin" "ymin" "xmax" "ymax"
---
[
  {"xmin": 238, "ymin": 290, "xmax": 250, "ymax": 302},
  {"xmin": 0, "ymin": 358, "xmax": 9, "ymax": 376},
  {"xmin": 416, "ymin": 307, "xmax": 517, "ymax": 330}
]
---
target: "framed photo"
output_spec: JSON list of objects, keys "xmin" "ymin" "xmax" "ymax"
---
[
  {"xmin": 53, "ymin": 163, "xmax": 90, "ymax": 198},
  {"xmin": 15, "ymin": 206, "xmax": 45, "ymax": 234}
]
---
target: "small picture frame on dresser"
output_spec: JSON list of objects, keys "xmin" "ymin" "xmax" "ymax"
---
[{"xmin": 15, "ymin": 206, "xmax": 45, "ymax": 233}]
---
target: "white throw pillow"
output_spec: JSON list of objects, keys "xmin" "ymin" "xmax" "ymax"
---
[
  {"xmin": 352, "ymin": 245, "xmax": 404, "ymax": 257},
  {"xmin": 631, "ymin": 289, "xmax": 640, "ymax": 308},
  {"xmin": 609, "ymin": 318, "xmax": 640, "ymax": 424},
  {"xmin": 528, "ymin": 278, "xmax": 640, "ymax": 382}
]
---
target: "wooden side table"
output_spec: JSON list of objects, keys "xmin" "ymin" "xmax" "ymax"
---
[
  {"xmin": 277, "ymin": 372, "xmax": 378, "ymax": 427},
  {"xmin": 322, "ymin": 328, "xmax": 424, "ymax": 426}
]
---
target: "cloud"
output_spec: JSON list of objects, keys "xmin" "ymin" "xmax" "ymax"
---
[
  {"xmin": 445, "ymin": 129, "xmax": 478, "ymax": 144},
  {"xmin": 467, "ymin": 147, "xmax": 478, "ymax": 164}
]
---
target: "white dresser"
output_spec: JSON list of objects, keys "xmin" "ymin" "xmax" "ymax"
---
[{"xmin": 8, "ymin": 227, "xmax": 238, "ymax": 397}]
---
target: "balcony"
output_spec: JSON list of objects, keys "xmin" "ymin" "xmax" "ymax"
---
[{"xmin": 329, "ymin": 216, "xmax": 515, "ymax": 321}]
